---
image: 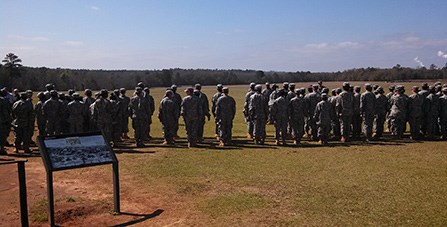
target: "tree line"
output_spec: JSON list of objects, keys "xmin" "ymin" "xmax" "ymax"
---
[{"xmin": 1, "ymin": 53, "xmax": 446, "ymax": 91}]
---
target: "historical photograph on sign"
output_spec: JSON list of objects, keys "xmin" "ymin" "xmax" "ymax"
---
[{"xmin": 43, "ymin": 135, "xmax": 114, "ymax": 169}]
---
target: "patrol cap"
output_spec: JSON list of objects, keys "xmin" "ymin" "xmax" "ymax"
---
[
  {"xmin": 365, "ymin": 83, "xmax": 372, "ymax": 90},
  {"xmin": 144, "ymin": 87, "xmax": 150, "ymax": 92},
  {"xmin": 442, "ymin": 87, "xmax": 447, "ymax": 93},
  {"xmin": 184, "ymin": 87, "xmax": 194, "ymax": 92},
  {"xmin": 135, "ymin": 86, "xmax": 143, "ymax": 91},
  {"xmin": 265, "ymin": 82, "xmax": 270, "ymax": 86},
  {"xmin": 72, "ymin": 92, "xmax": 80, "ymax": 97},
  {"xmin": 137, "ymin": 82, "xmax": 144, "ymax": 88},
  {"xmin": 376, "ymin": 86, "xmax": 384, "ymax": 93},
  {"xmin": 321, "ymin": 93, "xmax": 328, "ymax": 99},
  {"xmin": 312, "ymin": 84, "xmax": 319, "ymax": 88},
  {"xmin": 289, "ymin": 83, "xmax": 295, "ymax": 87},
  {"xmin": 249, "ymin": 82, "xmax": 256, "ymax": 88},
  {"xmin": 120, "ymin": 88, "xmax": 126, "ymax": 92},
  {"xmin": 223, "ymin": 87, "xmax": 229, "ymax": 93},
  {"xmin": 254, "ymin": 84, "xmax": 262, "ymax": 92},
  {"xmin": 322, "ymin": 87, "xmax": 329, "ymax": 93},
  {"xmin": 295, "ymin": 88, "xmax": 300, "ymax": 94},
  {"xmin": 37, "ymin": 92, "xmax": 45, "ymax": 99},
  {"xmin": 272, "ymin": 84, "xmax": 278, "ymax": 89},
  {"xmin": 171, "ymin": 84, "xmax": 177, "ymax": 89},
  {"xmin": 195, "ymin": 84, "xmax": 202, "ymax": 89},
  {"xmin": 100, "ymin": 89, "xmax": 108, "ymax": 95},
  {"xmin": 343, "ymin": 82, "xmax": 350, "ymax": 87},
  {"xmin": 389, "ymin": 85, "xmax": 395, "ymax": 90},
  {"xmin": 26, "ymin": 90, "xmax": 33, "ymax": 94},
  {"xmin": 50, "ymin": 90, "xmax": 58, "ymax": 95},
  {"xmin": 412, "ymin": 86, "xmax": 419, "ymax": 92},
  {"xmin": 335, "ymin": 88, "xmax": 342, "ymax": 94},
  {"xmin": 19, "ymin": 92, "xmax": 28, "ymax": 98},
  {"xmin": 283, "ymin": 82, "xmax": 289, "ymax": 86},
  {"xmin": 217, "ymin": 84, "xmax": 223, "ymax": 89}
]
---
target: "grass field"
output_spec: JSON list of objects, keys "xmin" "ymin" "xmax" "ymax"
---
[{"xmin": 5, "ymin": 80, "xmax": 447, "ymax": 226}]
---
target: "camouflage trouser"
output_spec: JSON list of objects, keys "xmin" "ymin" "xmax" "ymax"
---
[
  {"xmin": 390, "ymin": 117, "xmax": 405, "ymax": 138},
  {"xmin": 197, "ymin": 116, "xmax": 206, "ymax": 140},
  {"xmin": 408, "ymin": 115, "xmax": 422, "ymax": 139},
  {"xmin": 440, "ymin": 118, "xmax": 447, "ymax": 139},
  {"xmin": 290, "ymin": 117, "xmax": 304, "ymax": 143},
  {"xmin": 162, "ymin": 122, "xmax": 175, "ymax": 142},
  {"xmin": 274, "ymin": 117, "xmax": 288, "ymax": 142},
  {"xmin": 352, "ymin": 113, "xmax": 362, "ymax": 139},
  {"xmin": 426, "ymin": 115, "xmax": 439, "ymax": 138},
  {"xmin": 253, "ymin": 117, "xmax": 266, "ymax": 142},
  {"xmin": 363, "ymin": 113, "xmax": 375, "ymax": 139},
  {"xmin": 0, "ymin": 123, "xmax": 9, "ymax": 147},
  {"xmin": 98, "ymin": 121, "xmax": 112, "ymax": 143},
  {"xmin": 132, "ymin": 118, "xmax": 147, "ymax": 144},
  {"xmin": 112, "ymin": 122, "xmax": 121, "ymax": 143},
  {"xmin": 246, "ymin": 118, "xmax": 254, "ymax": 137},
  {"xmin": 37, "ymin": 122, "xmax": 46, "ymax": 137},
  {"xmin": 308, "ymin": 116, "xmax": 318, "ymax": 140},
  {"xmin": 145, "ymin": 117, "xmax": 152, "ymax": 140},
  {"xmin": 218, "ymin": 118, "xmax": 233, "ymax": 143},
  {"xmin": 318, "ymin": 123, "xmax": 331, "ymax": 143},
  {"xmin": 331, "ymin": 118, "xmax": 341, "ymax": 138},
  {"xmin": 374, "ymin": 113, "xmax": 386, "ymax": 137},
  {"xmin": 69, "ymin": 119, "xmax": 84, "ymax": 133},
  {"xmin": 46, "ymin": 119, "xmax": 61, "ymax": 135},
  {"xmin": 121, "ymin": 115, "xmax": 129, "ymax": 133},
  {"xmin": 340, "ymin": 114, "xmax": 352, "ymax": 139},
  {"xmin": 184, "ymin": 118, "xmax": 199, "ymax": 142},
  {"xmin": 14, "ymin": 126, "xmax": 31, "ymax": 150}
]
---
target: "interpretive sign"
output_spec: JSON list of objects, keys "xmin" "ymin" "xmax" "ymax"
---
[{"xmin": 38, "ymin": 132, "xmax": 120, "ymax": 227}]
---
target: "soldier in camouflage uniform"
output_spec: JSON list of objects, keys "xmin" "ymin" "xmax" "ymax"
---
[
  {"xmin": 159, "ymin": 90, "xmax": 178, "ymax": 145},
  {"xmin": 83, "ymin": 89, "xmax": 96, "ymax": 132},
  {"xmin": 143, "ymin": 87, "xmax": 155, "ymax": 140},
  {"xmin": 215, "ymin": 87, "xmax": 236, "ymax": 146},
  {"xmin": 439, "ymin": 88, "xmax": 447, "ymax": 140},
  {"xmin": 129, "ymin": 87, "xmax": 150, "ymax": 147},
  {"xmin": 271, "ymin": 89, "xmax": 289, "ymax": 145},
  {"xmin": 12, "ymin": 92, "xmax": 34, "ymax": 153},
  {"xmin": 407, "ymin": 86, "xmax": 424, "ymax": 140},
  {"xmin": 43, "ymin": 90, "xmax": 63, "ymax": 135},
  {"xmin": 314, "ymin": 93, "xmax": 332, "ymax": 145},
  {"xmin": 181, "ymin": 87, "xmax": 203, "ymax": 147},
  {"xmin": 352, "ymin": 86, "xmax": 362, "ymax": 140},
  {"xmin": 388, "ymin": 86, "xmax": 408, "ymax": 139},
  {"xmin": 385, "ymin": 85, "xmax": 395, "ymax": 133},
  {"xmin": 0, "ymin": 90, "xmax": 12, "ymax": 155},
  {"xmin": 418, "ymin": 83, "xmax": 430, "ymax": 136},
  {"xmin": 194, "ymin": 84, "xmax": 210, "ymax": 142},
  {"xmin": 211, "ymin": 84, "xmax": 224, "ymax": 140},
  {"xmin": 360, "ymin": 84, "xmax": 376, "ymax": 141},
  {"xmin": 92, "ymin": 90, "xmax": 113, "ymax": 144},
  {"xmin": 170, "ymin": 85, "xmax": 182, "ymax": 138},
  {"xmin": 119, "ymin": 88, "xmax": 131, "ymax": 139},
  {"xmin": 249, "ymin": 85, "xmax": 268, "ymax": 144},
  {"xmin": 67, "ymin": 93, "xmax": 85, "ymax": 133},
  {"xmin": 289, "ymin": 88, "xmax": 307, "ymax": 145},
  {"xmin": 335, "ymin": 82, "xmax": 354, "ymax": 142},
  {"xmin": 373, "ymin": 86, "xmax": 388, "ymax": 139},
  {"xmin": 329, "ymin": 88, "xmax": 341, "ymax": 140},
  {"xmin": 109, "ymin": 93, "xmax": 123, "ymax": 145},
  {"xmin": 426, "ymin": 86, "xmax": 441, "ymax": 140},
  {"xmin": 304, "ymin": 84, "xmax": 321, "ymax": 141},
  {"xmin": 243, "ymin": 83, "xmax": 256, "ymax": 139},
  {"xmin": 268, "ymin": 84, "xmax": 279, "ymax": 124},
  {"xmin": 34, "ymin": 92, "xmax": 47, "ymax": 136}
]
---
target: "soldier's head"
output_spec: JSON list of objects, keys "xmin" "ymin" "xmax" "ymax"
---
[
  {"xmin": 373, "ymin": 84, "xmax": 379, "ymax": 91},
  {"xmin": 321, "ymin": 93, "xmax": 328, "ymax": 101},
  {"xmin": 412, "ymin": 86, "xmax": 419, "ymax": 93},
  {"xmin": 272, "ymin": 84, "xmax": 278, "ymax": 90},
  {"xmin": 254, "ymin": 84, "xmax": 262, "ymax": 93},
  {"xmin": 249, "ymin": 82, "xmax": 256, "ymax": 90},
  {"xmin": 265, "ymin": 82, "xmax": 270, "ymax": 89},
  {"xmin": 289, "ymin": 83, "xmax": 296, "ymax": 90},
  {"xmin": 58, "ymin": 93, "xmax": 65, "ymax": 100},
  {"xmin": 144, "ymin": 87, "xmax": 150, "ymax": 94},
  {"xmin": 26, "ymin": 90, "xmax": 33, "ymax": 98},
  {"xmin": 165, "ymin": 90, "xmax": 174, "ymax": 98},
  {"xmin": 0, "ymin": 88, "xmax": 7, "ymax": 97},
  {"xmin": 68, "ymin": 89, "xmax": 75, "ymax": 96},
  {"xmin": 321, "ymin": 87, "xmax": 329, "ymax": 94},
  {"xmin": 307, "ymin": 85, "xmax": 313, "ymax": 93},
  {"xmin": 389, "ymin": 85, "xmax": 395, "ymax": 92},
  {"xmin": 135, "ymin": 87, "xmax": 143, "ymax": 95},
  {"xmin": 13, "ymin": 89, "xmax": 19, "ymax": 96},
  {"xmin": 37, "ymin": 92, "xmax": 45, "ymax": 101},
  {"xmin": 100, "ymin": 89, "xmax": 108, "ymax": 98},
  {"xmin": 185, "ymin": 87, "xmax": 194, "ymax": 95},
  {"xmin": 354, "ymin": 86, "xmax": 361, "ymax": 93},
  {"xmin": 365, "ymin": 84, "xmax": 372, "ymax": 92},
  {"xmin": 429, "ymin": 85, "xmax": 436, "ymax": 94},
  {"xmin": 342, "ymin": 82, "xmax": 350, "ymax": 91},
  {"xmin": 110, "ymin": 93, "xmax": 117, "ymax": 101},
  {"xmin": 137, "ymin": 82, "xmax": 145, "ymax": 89},
  {"xmin": 299, "ymin": 87, "xmax": 306, "ymax": 95},
  {"xmin": 376, "ymin": 86, "xmax": 384, "ymax": 94},
  {"xmin": 295, "ymin": 88, "xmax": 301, "ymax": 95},
  {"xmin": 312, "ymin": 84, "xmax": 319, "ymax": 92},
  {"xmin": 283, "ymin": 82, "xmax": 289, "ymax": 90},
  {"xmin": 442, "ymin": 87, "xmax": 447, "ymax": 95},
  {"xmin": 171, "ymin": 84, "xmax": 178, "ymax": 92},
  {"xmin": 421, "ymin": 83, "xmax": 429, "ymax": 90},
  {"xmin": 45, "ymin": 83, "xmax": 54, "ymax": 91},
  {"xmin": 217, "ymin": 84, "xmax": 223, "ymax": 92},
  {"xmin": 278, "ymin": 89, "xmax": 286, "ymax": 97},
  {"xmin": 50, "ymin": 90, "xmax": 58, "ymax": 99},
  {"xmin": 349, "ymin": 85, "xmax": 354, "ymax": 92},
  {"xmin": 193, "ymin": 89, "xmax": 200, "ymax": 96},
  {"xmin": 120, "ymin": 88, "xmax": 126, "ymax": 95},
  {"xmin": 223, "ymin": 87, "xmax": 229, "ymax": 95},
  {"xmin": 335, "ymin": 88, "xmax": 342, "ymax": 95},
  {"xmin": 73, "ymin": 93, "xmax": 81, "ymax": 101},
  {"xmin": 94, "ymin": 92, "xmax": 101, "ymax": 99},
  {"xmin": 19, "ymin": 92, "xmax": 28, "ymax": 100},
  {"xmin": 113, "ymin": 89, "xmax": 120, "ymax": 97},
  {"xmin": 331, "ymin": 89, "xmax": 336, "ymax": 96},
  {"xmin": 318, "ymin": 80, "xmax": 323, "ymax": 86},
  {"xmin": 84, "ymin": 89, "xmax": 92, "ymax": 97},
  {"xmin": 195, "ymin": 84, "xmax": 202, "ymax": 91},
  {"xmin": 435, "ymin": 85, "xmax": 442, "ymax": 93}
]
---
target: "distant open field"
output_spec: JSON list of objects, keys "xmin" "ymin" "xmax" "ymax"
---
[{"xmin": 1, "ymin": 80, "xmax": 446, "ymax": 226}]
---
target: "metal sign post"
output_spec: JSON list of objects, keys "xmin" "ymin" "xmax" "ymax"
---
[{"xmin": 37, "ymin": 132, "xmax": 120, "ymax": 227}]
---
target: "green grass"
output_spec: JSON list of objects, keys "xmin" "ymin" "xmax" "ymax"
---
[{"xmin": 30, "ymin": 199, "xmax": 48, "ymax": 222}]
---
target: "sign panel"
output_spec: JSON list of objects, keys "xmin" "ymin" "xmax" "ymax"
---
[{"xmin": 38, "ymin": 132, "xmax": 116, "ymax": 171}]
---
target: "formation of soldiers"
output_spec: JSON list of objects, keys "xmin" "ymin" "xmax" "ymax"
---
[
  {"xmin": 244, "ymin": 81, "xmax": 447, "ymax": 145},
  {"xmin": 1, "ymin": 80, "xmax": 446, "ymax": 154}
]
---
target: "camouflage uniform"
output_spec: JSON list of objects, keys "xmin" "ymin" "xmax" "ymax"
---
[
  {"xmin": 335, "ymin": 83, "xmax": 354, "ymax": 142},
  {"xmin": 418, "ymin": 84, "xmax": 430, "ymax": 136},
  {"xmin": 215, "ymin": 88, "xmax": 236, "ymax": 145},
  {"xmin": 0, "ymin": 95, "xmax": 12, "ymax": 153},
  {"xmin": 268, "ymin": 85, "xmax": 279, "ymax": 123},
  {"xmin": 34, "ymin": 93, "xmax": 46, "ymax": 136},
  {"xmin": 329, "ymin": 89, "xmax": 341, "ymax": 139},
  {"xmin": 83, "ymin": 91, "xmax": 96, "ymax": 132},
  {"xmin": 158, "ymin": 91, "xmax": 178, "ymax": 144},
  {"xmin": 67, "ymin": 96, "xmax": 85, "ymax": 133},
  {"xmin": 143, "ymin": 88, "xmax": 155, "ymax": 140},
  {"xmin": 439, "ymin": 89, "xmax": 447, "ymax": 140},
  {"xmin": 92, "ymin": 91, "xmax": 113, "ymax": 143},
  {"xmin": 119, "ymin": 89, "xmax": 131, "ymax": 137},
  {"xmin": 388, "ymin": 88, "xmax": 408, "ymax": 139},
  {"xmin": 426, "ymin": 89, "xmax": 441, "ymax": 139},
  {"xmin": 109, "ymin": 95, "xmax": 123, "ymax": 144},
  {"xmin": 374, "ymin": 88, "xmax": 388, "ymax": 138},
  {"xmin": 360, "ymin": 86, "xmax": 376, "ymax": 140},
  {"xmin": 314, "ymin": 95, "xmax": 332, "ymax": 144},
  {"xmin": 271, "ymin": 91, "xmax": 289, "ymax": 144},
  {"xmin": 407, "ymin": 88, "xmax": 424, "ymax": 139},
  {"xmin": 12, "ymin": 93, "xmax": 34, "ymax": 152},
  {"xmin": 181, "ymin": 88, "xmax": 203, "ymax": 146},
  {"xmin": 171, "ymin": 85, "xmax": 182, "ymax": 137},
  {"xmin": 352, "ymin": 88, "xmax": 362, "ymax": 139},
  {"xmin": 304, "ymin": 86, "xmax": 322, "ymax": 140},
  {"xmin": 249, "ymin": 86, "xmax": 268, "ymax": 144},
  {"xmin": 243, "ymin": 83, "xmax": 256, "ymax": 138},
  {"xmin": 211, "ymin": 85, "xmax": 223, "ymax": 137},
  {"xmin": 129, "ymin": 88, "xmax": 150, "ymax": 147},
  {"xmin": 289, "ymin": 91, "xmax": 307, "ymax": 144},
  {"xmin": 42, "ymin": 91, "xmax": 63, "ymax": 135},
  {"xmin": 195, "ymin": 85, "xmax": 210, "ymax": 142}
]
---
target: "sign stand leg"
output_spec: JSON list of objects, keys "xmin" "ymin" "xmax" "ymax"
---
[
  {"xmin": 113, "ymin": 162, "xmax": 120, "ymax": 214},
  {"xmin": 17, "ymin": 161, "xmax": 29, "ymax": 227},
  {"xmin": 47, "ymin": 172, "xmax": 55, "ymax": 227}
]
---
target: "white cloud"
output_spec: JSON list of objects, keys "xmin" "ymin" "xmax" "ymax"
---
[
  {"xmin": 7, "ymin": 35, "xmax": 25, "ymax": 40},
  {"xmin": 64, "ymin": 41, "xmax": 84, "ymax": 46},
  {"xmin": 438, "ymin": 50, "xmax": 447, "ymax": 59},
  {"xmin": 32, "ymin": 36, "xmax": 49, "ymax": 41},
  {"xmin": 91, "ymin": 6, "xmax": 100, "ymax": 11},
  {"xmin": 414, "ymin": 57, "xmax": 425, "ymax": 67}
]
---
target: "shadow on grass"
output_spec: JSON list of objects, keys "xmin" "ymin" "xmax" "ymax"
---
[{"xmin": 110, "ymin": 209, "xmax": 164, "ymax": 227}]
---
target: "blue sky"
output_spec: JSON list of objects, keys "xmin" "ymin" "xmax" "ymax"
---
[{"xmin": 1, "ymin": 0, "xmax": 447, "ymax": 72}]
